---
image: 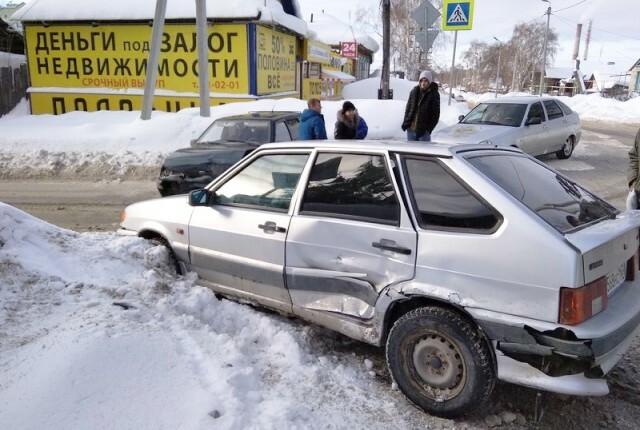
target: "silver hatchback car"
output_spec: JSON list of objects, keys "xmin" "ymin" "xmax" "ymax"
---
[
  {"xmin": 433, "ymin": 96, "xmax": 582, "ymax": 159},
  {"xmin": 119, "ymin": 140, "xmax": 640, "ymax": 418}
]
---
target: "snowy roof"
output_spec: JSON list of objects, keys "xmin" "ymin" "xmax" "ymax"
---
[
  {"xmin": 578, "ymin": 60, "xmax": 631, "ymax": 90},
  {"xmin": 307, "ymin": 13, "xmax": 379, "ymax": 54},
  {"xmin": 12, "ymin": 0, "xmax": 308, "ymax": 36},
  {"xmin": 546, "ymin": 67, "xmax": 573, "ymax": 80}
]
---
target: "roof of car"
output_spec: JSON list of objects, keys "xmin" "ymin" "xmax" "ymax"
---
[
  {"xmin": 258, "ymin": 140, "xmax": 523, "ymax": 157},
  {"xmin": 477, "ymin": 95, "xmax": 557, "ymax": 105},
  {"xmin": 213, "ymin": 111, "xmax": 300, "ymax": 122}
]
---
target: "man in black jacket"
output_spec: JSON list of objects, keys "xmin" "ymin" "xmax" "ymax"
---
[{"xmin": 401, "ymin": 70, "xmax": 440, "ymax": 141}]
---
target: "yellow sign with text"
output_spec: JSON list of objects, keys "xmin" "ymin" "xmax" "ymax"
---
[
  {"xmin": 28, "ymin": 92, "xmax": 256, "ymax": 115},
  {"xmin": 255, "ymin": 25, "xmax": 297, "ymax": 95},
  {"xmin": 24, "ymin": 23, "xmax": 250, "ymax": 94},
  {"xmin": 302, "ymin": 78, "xmax": 322, "ymax": 100}
]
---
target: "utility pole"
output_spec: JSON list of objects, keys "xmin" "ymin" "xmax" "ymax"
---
[
  {"xmin": 380, "ymin": 0, "xmax": 391, "ymax": 99},
  {"xmin": 141, "ymin": 0, "xmax": 167, "ymax": 120},
  {"xmin": 538, "ymin": 1, "xmax": 551, "ymax": 96},
  {"xmin": 494, "ymin": 37, "xmax": 501, "ymax": 98}
]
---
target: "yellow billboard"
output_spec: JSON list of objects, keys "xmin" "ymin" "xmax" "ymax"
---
[
  {"xmin": 29, "ymin": 92, "xmax": 256, "ymax": 115},
  {"xmin": 302, "ymin": 78, "xmax": 322, "ymax": 100},
  {"xmin": 25, "ymin": 23, "xmax": 250, "ymax": 94},
  {"xmin": 255, "ymin": 25, "xmax": 297, "ymax": 95}
]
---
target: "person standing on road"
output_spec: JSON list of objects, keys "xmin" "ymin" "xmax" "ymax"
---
[
  {"xmin": 299, "ymin": 98, "xmax": 328, "ymax": 140},
  {"xmin": 626, "ymin": 127, "xmax": 640, "ymax": 207},
  {"xmin": 401, "ymin": 70, "xmax": 440, "ymax": 142},
  {"xmin": 334, "ymin": 101, "xmax": 368, "ymax": 140}
]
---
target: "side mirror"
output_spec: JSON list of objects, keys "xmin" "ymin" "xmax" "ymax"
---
[
  {"xmin": 526, "ymin": 117, "xmax": 542, "ymax": 126},
  {"xmin": 190, "ymin": 139, "xmax": 198, "ymax": 147},
  {"xmin": 458, "ymin": 115, "xmax": 465, "ymax": 122},
  {"xmin": 188, "ymin": 189, "xmax": 211, "ymax": 206}
]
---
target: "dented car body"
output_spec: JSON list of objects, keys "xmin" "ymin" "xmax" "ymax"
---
[{"xmin": 119, "ymin": 140, "xmax": 640, "ymax": 417}]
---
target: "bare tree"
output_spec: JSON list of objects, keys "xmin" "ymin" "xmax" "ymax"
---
[
  {"xmin": 356, "ymin": 0, "xmax": 444, "ymax": 80},
  {"xmin": 460, "ymin": 21, "xmax": 558, "ymax": 93}
]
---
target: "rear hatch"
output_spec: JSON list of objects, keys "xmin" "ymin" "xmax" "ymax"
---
[{"xmin": 565, "ymin": 211, "xmax": 640, "ymax": 291}]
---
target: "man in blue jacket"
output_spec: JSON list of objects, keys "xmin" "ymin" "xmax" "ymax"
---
[{"xmin": 299, "ymin": 98, "xmax": 328, "ymax": 140}]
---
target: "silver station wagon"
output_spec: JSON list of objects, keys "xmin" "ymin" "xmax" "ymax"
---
[
  {"xmin": 433, "ymin": 96, "xmax": 582, "ymax": 159},
  {"xmin": 119, "ymin": 140, "xmax": 640, "ymax": 418}
]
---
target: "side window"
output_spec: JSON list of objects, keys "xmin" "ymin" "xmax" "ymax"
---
[
  {"xmin": 555, "ymin": 99, "xmax": 574, "ymax": 116},
  {"xmin": 285, "ymin": 118, "xmax": 300, "ymax": 140},
  {"xmin": 274, "ymin": 121, "xmax": 291, "ymax": 142},
  {"xmin": 404, "ymin": 157, "xmax": 500, "ymax": 232},
  {"xmin": 543, "ymin": 100, "xmax": 564, "ymax": 120},
  {"xmin": 300, "ymin": 153, "xmax": 400, "ymax": 224},
  {"xmin": 214, "ymin": 153, "xmax": 309, "ymax": 211},
  {"xmin": 527, "ymin": 102, "xmax": 546, "ymax": 123}
]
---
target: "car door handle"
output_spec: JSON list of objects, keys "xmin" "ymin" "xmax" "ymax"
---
[
  {"xmin": 372, "ymin": 239, "xmax": 412, "ymax": 255},
  {"xmin": 258, "ymin": 221, "xmax": 286, "ymax": 234}
]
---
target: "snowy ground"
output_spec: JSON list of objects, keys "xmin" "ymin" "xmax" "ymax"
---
[{"xmin": 1, "ymin": 79, "xmax": 640, "ymax": 429}]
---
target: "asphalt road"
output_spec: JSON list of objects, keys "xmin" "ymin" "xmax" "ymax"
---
[{"xmin": 0, "ymin": 120, "xmax": 637, "ymax": 232}]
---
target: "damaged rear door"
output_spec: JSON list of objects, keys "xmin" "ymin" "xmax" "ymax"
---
[{"xmin": 285, "ymin": 151, "xmax": 417, "ymax": 320}]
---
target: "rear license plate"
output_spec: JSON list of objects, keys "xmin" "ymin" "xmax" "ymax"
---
[{"xmin": 606, "ymin": 263, "xmax": 626, "ymax": 296}]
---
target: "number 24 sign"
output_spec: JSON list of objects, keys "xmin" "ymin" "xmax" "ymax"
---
[{"xmin": 340, "ymin": 41, "xmax": 358, "ymax": 59}]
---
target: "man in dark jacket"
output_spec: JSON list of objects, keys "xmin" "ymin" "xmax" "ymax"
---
[
  {"xmin": 299, "ymin": 98, "xmax": 327, "ymax": 140},
  {"xmin": 401, "ymin": 70, "xmax": 440, "ymax": 141}
]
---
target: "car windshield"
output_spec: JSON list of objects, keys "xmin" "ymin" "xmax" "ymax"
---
[
  {"xmin": 466, "ymin": 153, "xmax": 618, "ymax": 233},
  {"xmin": 195, "ymin": 119, "xmax": 270, "ymax": 145},
  {"xmin": 461, "ymin": 103, "xmax": 527, "ymax": 127}
]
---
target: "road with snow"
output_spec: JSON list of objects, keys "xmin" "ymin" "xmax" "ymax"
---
[{"xmin": 0, "ymin": 121, "xmax": 635, "ymax": 232}]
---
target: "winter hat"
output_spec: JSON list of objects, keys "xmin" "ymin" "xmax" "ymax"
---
[
  {"xmin": 342, "ymin": 101, "xmax": 356, "ymax": 112},
  {"xmin": 419, "ymin": 70, "xmax": 433, "ymax": 82}
]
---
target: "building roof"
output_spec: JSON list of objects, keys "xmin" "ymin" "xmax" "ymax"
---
[
  {"xmin": 12, "ymin": 0, "xmax": 308, "ymax": 36},
  {"xmin": 306, "ymin": 12, "xmax": 379, "ymax": 54}
]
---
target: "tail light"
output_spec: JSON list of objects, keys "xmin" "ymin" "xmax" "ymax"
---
[
  {"xmin": 559, "ymin": 279, "xmax": 607, "ymax": 325},
  {"xmin": 559, "ymin": 250, "xmax": 639, "ymax": 325}
]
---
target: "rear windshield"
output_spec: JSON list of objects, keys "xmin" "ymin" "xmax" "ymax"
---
[{"xmin": 466, "ymin": 153, "xmax": 618, "ymax": 233}]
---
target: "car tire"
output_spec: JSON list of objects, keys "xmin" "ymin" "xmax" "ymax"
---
[
  {"xmin": 386, "ymin": 306, "xmax": 495, "ymax": 418},
  {"xmin": 556, "ymin": 136, "xmax": 575, "ymax": 159},
  {"xmin": 150, "ymin": 237, "xmax": 184, "ymax": 275}
]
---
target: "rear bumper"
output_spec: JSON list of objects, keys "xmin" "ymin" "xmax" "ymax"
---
[{"xmin": 469, "ymin": 278, "xmax": 640, "ymax": 395}]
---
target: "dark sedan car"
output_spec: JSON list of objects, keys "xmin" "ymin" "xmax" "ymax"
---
[{"xmin": 156, "ymin": 111, "xmax": 300, "ymax": 196}]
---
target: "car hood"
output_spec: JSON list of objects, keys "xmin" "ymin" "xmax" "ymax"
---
[
  {"xmin": 162, "ymin": 145, "xmax": 255, "ymax": 172},
  {"xmin": 432, "ymin": 124, "xmax": 515, "ymax": 144}
]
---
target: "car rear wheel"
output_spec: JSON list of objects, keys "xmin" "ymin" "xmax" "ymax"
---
[
  {"xmin": 556, "ymin": 136, "xmax": 575, "ymax": 159},
  {"xmin": 386, "ymin": 306, "xmax": 495, "ymax": 418}
]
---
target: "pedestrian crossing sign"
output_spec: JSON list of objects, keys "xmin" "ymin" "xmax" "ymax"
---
[{"xmin": 441, "ymin": 0, "xmax": 474, "ymax": 31}]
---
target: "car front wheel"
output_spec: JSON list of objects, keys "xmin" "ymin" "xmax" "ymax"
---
[
  {"xmin": 386, "ymin": 306, "xmax": 495, "ymax": 418},
  {"xmin": 556, "ymin": 136, "xmax": 575, "ymax": 159}
]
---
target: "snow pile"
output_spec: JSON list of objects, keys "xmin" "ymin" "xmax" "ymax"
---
[
  {"xmin": 0, "ymin": 202, "xmax": 446, "ymax": 429},
  {"xmin": 1, "ymin": 78, "xmax": 638, "ymax": 180}
]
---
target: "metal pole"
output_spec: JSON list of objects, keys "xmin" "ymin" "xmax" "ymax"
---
[
  {"xmin": 195, "ymin": 0, "xmax": 210, "ymax": 117},
  {"xmin": 494, "ymin": 37, "xmax": 501, "ymax": 98},
  {"xmin": 538, "ymin": 5, "xmax": 551, "ymax": 96},
  {"xmin": 448, "ymin": 31, "xmax": 457, "ymax": 106},
  {"xmin": 381, "ymin": 0, "xmax": 391, "ymax": 99},
  {"xmin": 141, "ymin": 0, "xmax": 167, "ymax": 120},
  {"xmin": 511, "ymin": 51, "xmax": 518, "ymax": 92}
]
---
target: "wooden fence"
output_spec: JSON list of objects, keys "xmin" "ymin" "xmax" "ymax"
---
[{"xmin": 0, "ymin": 63, "xmax": 28, "ymax": 117}]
